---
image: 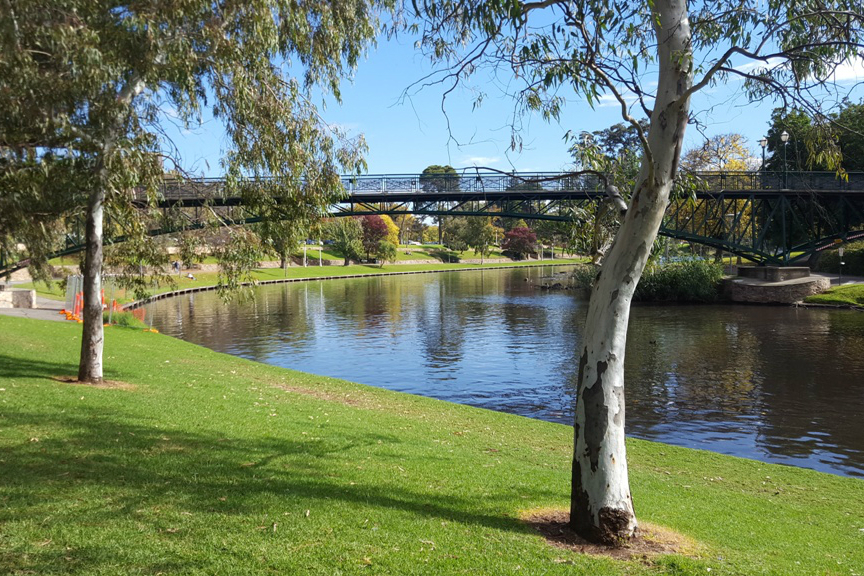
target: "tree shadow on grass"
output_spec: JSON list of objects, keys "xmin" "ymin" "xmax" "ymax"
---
[
  {"xmin": 1, "ymin": 405, "xmax": 557, "ymax": 573},
  {"xmin": 0, "ymin": 353, "xmax": 78, "ymax": 380}
]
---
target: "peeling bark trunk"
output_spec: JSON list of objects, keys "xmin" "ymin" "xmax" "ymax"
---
[
  {"xmin": 570, "ymin": 0, "xmax": 692, "ymax": 545},
  {"xmin": 77, "ymin": 183, "xmax": 105, "ymax": 383}
]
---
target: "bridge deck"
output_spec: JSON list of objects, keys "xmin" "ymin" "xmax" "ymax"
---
[{"xmin": 151, "ymin": 170, "xmax": 864, "ymax": 207}]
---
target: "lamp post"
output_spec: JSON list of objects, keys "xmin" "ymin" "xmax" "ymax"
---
[
  {"xmin": 757, "ymin": 137, "xmax": 767, "ymax": 190},
  {"xmin": 781, "ymin": 130, "xmax": 790, "ymax": 189},
  {"xmin": 758, "ymin": 137, "xmax": 767, "ymax": 169},
  {"xmin": 839, "ymin": 245, "xmax": 845, "ymax": 281}
]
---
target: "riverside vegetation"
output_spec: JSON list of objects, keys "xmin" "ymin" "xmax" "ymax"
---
[
  {"xmin": 1, "ymin": 315, "xmax": 862, "ymax": 575},
  {"xmin": 571, "ymin": 260, "xmax": 725, "ymax": 303},
  {"xmin": 813, "ymin": 241, "xmax": 864, "ymax": 278}
]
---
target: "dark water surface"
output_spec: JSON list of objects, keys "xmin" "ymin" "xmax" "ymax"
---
[{"xmin": 145, "ymin": 266, "xmax": 864, "ymax": 477}]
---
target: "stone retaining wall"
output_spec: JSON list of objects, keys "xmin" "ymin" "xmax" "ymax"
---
[
  {"xmin": 0, "ymin": 286, "xmax": 36, "ymax": 308},
  {"xmin": 736, "ymin": 266, "xmax": 811, "ymax": 282},
  {"xmin": 723, "ymin": 276, "xmax": 830, "ymax": 304}
]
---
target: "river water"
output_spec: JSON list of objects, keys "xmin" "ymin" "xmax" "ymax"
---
[{"xmin": 145, "ymin": 266, "xmax": 864, "ymax": 478}]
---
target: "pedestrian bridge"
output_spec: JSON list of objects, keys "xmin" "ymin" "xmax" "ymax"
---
[
  {"xmin": 3, "ymin": 170, "xmax": 864, "ymax": 274},
  {"xmin": 151, "ymin": 170, "xmax": 864, "ymax": 265}
]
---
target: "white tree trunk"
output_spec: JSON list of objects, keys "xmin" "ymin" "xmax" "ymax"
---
[
  {"xmin": 570, "ymin": 0, "xmax": 692, "ymax": 545},
  {"xmin": 78, "ymin": 184, "xmax": 105, "ymax": 383},
  {"xmin": 76, "ymin": 75, "xmax": 145, "ymax": 383}
]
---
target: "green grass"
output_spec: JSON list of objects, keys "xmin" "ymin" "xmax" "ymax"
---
[
  {"xmin": 18, "ymin": 280, "xmax": 67, "ymax": 301},
  {"xmin": 804, "ymin": 284, "xmax": 864, "ymax": 306},
  {"xmin": 292, "ymin": 246, "xmax": 514, "ymax": 263},
  {"xmin": 1, "ymin": 316, "xmax": 862, "ymax": 575},
  {"xmin": 394, "ymin": 248, "xmax": 440, "ymax": 261}
]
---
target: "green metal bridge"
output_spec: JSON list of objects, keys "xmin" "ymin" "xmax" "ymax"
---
[{"xmin": 4, "ymin": 170, "xmax": 864, "ymax": 273}]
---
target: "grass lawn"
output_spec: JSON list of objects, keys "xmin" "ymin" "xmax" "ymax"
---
[
  {"xmin": 1, "ymin": 316, "xmax": 862, "ymax": 575},
  {"xmin": 292, "ymin": 246, "xmax": 515, "ymax": 263},
  {"xmin": 804, "ymin": 284, "xmax": 864, "ymax": 306},
  {"xmin": 395, "ymin": 249, "xmax": 441, "ymax": 261}
]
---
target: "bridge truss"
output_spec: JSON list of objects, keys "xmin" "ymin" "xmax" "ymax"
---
[
  {"xmin": 3, "ymin": 170, "xmax": 864, "ymax": 274},
  {"xmin": 327, "ymin": 171, "xmax": 864, "ymax": 265}
]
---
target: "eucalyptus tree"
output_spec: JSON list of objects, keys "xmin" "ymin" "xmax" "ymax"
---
[
  {"xmin": 410, "ymin": 0, "xmax": 864, "ymax": 544},
  {"xmin": 763, "ymin": 108, "xmax": 821, "ymax": 172},
  {"xmin": 0, "ymin": 0, "xmax": 392, "ymax": 383},
  {"xmin": 765, "ymin": 101, "xmax": 864, "ymax": 173},
  {"xmin": 834, "ymin": 100, "xmax": 864, "ymax": 171},
  {"xmin": 324, "ymin": 217, "xmax": 364, "ymax": 265},
  {"xmin": 463, "ymin": 216, "xmax": 497, "ymax": 263},
  {"xmin": 420, "ymin": 164, "xmax": 460, "ymax": 243}
]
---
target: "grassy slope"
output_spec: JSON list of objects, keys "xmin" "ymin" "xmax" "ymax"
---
[
  {"xmin": 804, "ymin": 284, "xmax": 864, "ymax": 306},
  {"xmin": 1, "ymin": 316, "xmax": 862, "ymax": 575}
]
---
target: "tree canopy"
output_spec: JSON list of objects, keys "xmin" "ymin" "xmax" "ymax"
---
[
  {"xmin": 682, "ymin": 134, "xmax": 758, "ymax": 172},
  {"xmin": 0, "ymin": 0, "xmax": 393, "ymax": 382},
  {"xmin": 419, "ymin": 164, "xmax": 460, "ymax": 192},
  {"xmin": 764, "ymin": 101, "xmax": 864, "ymax": 173},
  {"xmin": 324, "ymin": 217, "xmax": 364, "ymax": 265}
]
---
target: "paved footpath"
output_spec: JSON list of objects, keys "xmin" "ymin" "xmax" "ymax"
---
[
  {"xmin": 811, "ymin": 272, "xmax": 864, "ymax": 286},
  {"xmin": 0, "ymin": 294, "xmax": 67, "ymax": 322}
]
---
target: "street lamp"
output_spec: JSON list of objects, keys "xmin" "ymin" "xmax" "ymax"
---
[
  {"xmin": 781, "ymin": 130, "xmax": 790, "ymax": 189},
  {"xmin": 757, "ymin": 137, "xmax": 768, "ymax": 190},
  {"xmin": 839, "ymin": 245, "xmax": 845, "ymax": 281},
  {"xmin": 758, "ymin": 137, "xmax": 767, "ymax": 169}
]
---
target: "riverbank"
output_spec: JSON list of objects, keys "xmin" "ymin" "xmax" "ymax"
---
[
  {"xmin": 8, "ymin": 258, "xmax": 584, "ymax": 312},
  {"xmin": 124, "ymin": 261, "xmax": 584, "ymax": 310},
  {"xmin": 1, "ymin": 315, "xmax": 861, "ymax": 575}
]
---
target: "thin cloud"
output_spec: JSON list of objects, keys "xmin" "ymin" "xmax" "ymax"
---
[
  {"xmin": 594, "ymin": 82, "xmax": 656, "ymax": 109},
  {"xmin": 733, "ymin": 57, "xmax": 786, "ymax": 76},
  {"xmin": 462, "ymin": 156, "xmax": 501, "ymax": 165},
  {"xmin": 733, "ymin": 56, "xmax": 864, "ymax": 83},
  {"xmin": 596, "ymin": 92, "xmax": 641, "ymax": 108},
  {"xmin": 830, "ymin": 57, "xmax": 864, "ymax": 83},
  {"xmin": 160, "ymin": 103, "xmax": 181, "ymax": 118}
]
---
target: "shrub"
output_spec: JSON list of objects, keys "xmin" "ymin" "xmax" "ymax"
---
[
  {"xmin": 570, "ymin": 264, "xmax": 599, "ymax": 289},
  {"xmin": 375, "ymin": 240, "xmax": 398, "ymax": 267},
  {"xmin": 104, "ymin": 310, "xmax": 147, "ymax": 328},
  {"xmin": 571, "ymin": 260, "xmax": 724, "ymax": 302},
  {"xmin": 812, "ymin": 240, "xmax": 864, "ymax": 277},
  {"xmin": 636, "ymin": 260, "xmax": 724, "ymax": 302}
]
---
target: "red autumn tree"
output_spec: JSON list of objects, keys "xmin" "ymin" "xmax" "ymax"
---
[
  {"xmin": 502, "ymin": 227, "xmax": 537, "ymax": 260},
  {"xmin": 360, "ymin": 215, "xmax": 389, "ymax": 261}
]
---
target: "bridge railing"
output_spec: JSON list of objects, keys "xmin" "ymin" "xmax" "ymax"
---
[
  {"xmin": 149, "ymin": 170, "xmax": 864, "ymax": 202},
  {"xmin": 337, "ymin": 172, "xmax": 605, "ymax": 194},
  {"xmin": 336, "ymin": 171, "xmax": 863, "ymax": 195},
  {"xmin": 683, "ymin": 171, "xmax": 864, "ymax": 193}
]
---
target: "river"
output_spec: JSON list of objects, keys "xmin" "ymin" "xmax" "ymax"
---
[{"xmin": 144, "ymin": 265, "xmax": 864, "ymax": 478}]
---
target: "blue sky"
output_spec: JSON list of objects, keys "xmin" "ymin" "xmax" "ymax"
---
[{"xmin": 161, "ymin": 34, "xmax": 864, "ymax": 177}]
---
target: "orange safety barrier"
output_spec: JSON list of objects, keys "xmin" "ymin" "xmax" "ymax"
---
[
  {"xmin": 64, "ymin": 292, "xmax": 120, "ymax": 323},
  {"xmin": 62, "ymin": 291, "xmax": 85, "ymax": 322}
]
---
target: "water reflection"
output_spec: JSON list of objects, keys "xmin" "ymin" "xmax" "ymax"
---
[{"xmin": 146, "ymin": 267, "xmax": 864, "ymax": 477}]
